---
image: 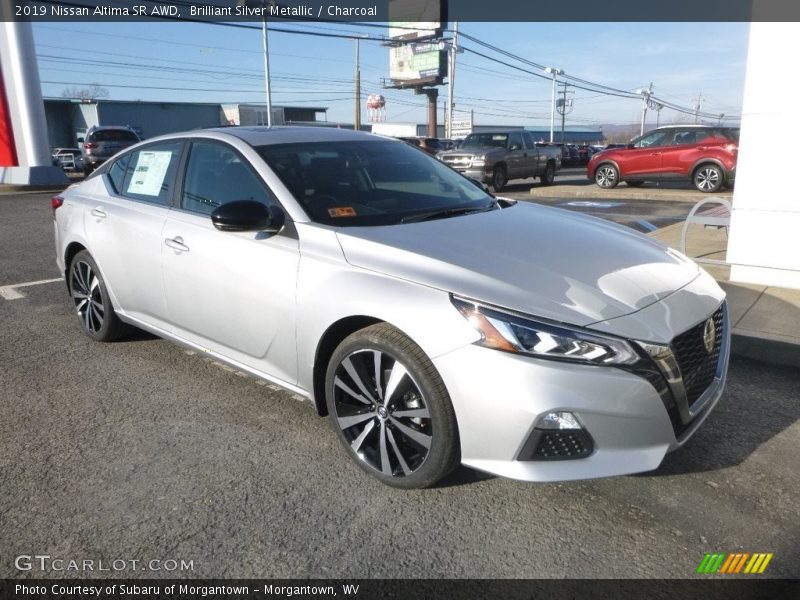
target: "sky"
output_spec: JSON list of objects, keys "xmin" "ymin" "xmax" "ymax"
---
[{"xmin": 32, "ymin": 20, "xmax": 751, "ymax": 129}]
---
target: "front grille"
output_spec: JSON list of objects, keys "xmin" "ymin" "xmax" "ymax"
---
[
  {"xmin": 440, "ymin": 154, "xmax": 472, "ymax": 168},
  {"xmin": 517, "ymin": 428, "xmax": 594, "ymax": 461},
  {"xmin": 671, "ymin": 305, "xmax": 725, "ymax": 407}
]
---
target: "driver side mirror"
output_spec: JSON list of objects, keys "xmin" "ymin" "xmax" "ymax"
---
[{"xmin": 211, "ymin": 200, "xmax": 285, "ymax": 233}]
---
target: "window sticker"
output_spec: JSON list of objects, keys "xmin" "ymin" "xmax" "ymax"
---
[
  {"xmin": 328, "ymin": 207, "xmax": 357, "ymax": 218},
  {"xmin": 127, "ymin": 151, "xmax": 173, "ymax": 197}
]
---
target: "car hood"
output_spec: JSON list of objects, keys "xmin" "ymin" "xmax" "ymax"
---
[{"xmin": 335, "ymin": 202, "xmax": 700, "ymax": 326}]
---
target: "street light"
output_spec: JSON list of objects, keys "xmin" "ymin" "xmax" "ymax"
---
[
  {"xmin": 544, "ymin": 67, "xmax": 564, "ymax": 143},
  {"xmin": 238, "ymin": 0, "xmax": 274, "ymax": 126}
]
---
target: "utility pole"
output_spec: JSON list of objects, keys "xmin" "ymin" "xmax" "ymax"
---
[
  {"xmin": 544, "ymin": 66, "xmax": 564, "ymax": 143},
  {"xmin": 446, "ymin": 21, "xmax": 459, "ymax": 139},
  {"xmin": 557, "ymin": 82, "xmax": 574, "ymax": 143},
  {"xmin": 693, "ymin": 93, "xmax": 705, "ymax": 123},
  {"xmin": 354, "ymin": 37, "xmax": 361, "ymax": 131},
  {"xmin": 638, "ymin": 82, "xmax": 653, "ymax": 136},
  {"xmin": 238, "ymin": 0, "xmax": 273, "ymax": 126}
]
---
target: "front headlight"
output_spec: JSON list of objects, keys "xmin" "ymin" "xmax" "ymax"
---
[
  {"xmin": 470, "ymin": 157, "xmax": 486, "ymax": 167},
  {"xmin": 452, "ymin": 296, "xmax": 639, "ymax": 366}
]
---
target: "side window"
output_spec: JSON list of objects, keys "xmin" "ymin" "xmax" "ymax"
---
[
  {"xmin": 106, "ymin": 154, "xmax": 129, "ymax": 195},
  {"xmin": 522, "ymin": 132, "xmax": 536, "ymax": 149},
  {"xmin": 508, "ymin": 132, "xmax": 523, "ymax": 151},
  {"xmin": 634, "ymin": 131, "xmax": 669, "ymax": 148},
  {"xmin": 181, "ymin": 141, "xmax": 274, "ymax": 216},
  {"xmin": 120, "ymin": 142, "xmax": 183, "ymax": 205}
]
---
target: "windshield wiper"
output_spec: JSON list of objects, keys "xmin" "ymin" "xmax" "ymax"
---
[{"xmin": 400, "ymin": 202, "xmax": 498, "ymax": 224}]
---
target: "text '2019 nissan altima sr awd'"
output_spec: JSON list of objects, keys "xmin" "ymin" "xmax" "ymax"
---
[{"xmin": 53, "ymin": 127, "xmax": 729, "ymax": 488}]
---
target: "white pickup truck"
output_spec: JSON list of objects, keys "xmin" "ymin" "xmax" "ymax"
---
[{"xmin": 437, "ymin": 130, "xmax": 562, "ymax": 192}]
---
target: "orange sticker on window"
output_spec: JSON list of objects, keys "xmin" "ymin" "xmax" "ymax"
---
[{"xmin": 328, "ymin": 207, "xmax": 357, "ymax": 217}]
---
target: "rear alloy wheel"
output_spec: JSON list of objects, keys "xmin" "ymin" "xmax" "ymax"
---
[
  {"xmin": 540, "ymin": 163, "xmax": 555, "ymax": 186},
  {"xmin": 594, "ymin": 164, "xmax": 619, "ymax": 189},
  {"xmin": 491, "ymin": 165, "xmax": 507, "ymax": 192},
  {"xmin": 325, "ymin": 323, "xmax": 459, "ymax": 489},
  {"xmin": 694, "ymin": 164, "xmax": 724, "ymax": 193},
  {"xmin": 68, "ymin": 250, "xmax": 131, "ymax": 342}
]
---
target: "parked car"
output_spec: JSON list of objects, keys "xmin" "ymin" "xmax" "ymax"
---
[
  {"xmin": 437, "ymin": 130, "xmax": 561, "ymax": 191},
  {"xmin": 398, "ymin": 136, "xmax": 442, "ymax": 156},
  {"xmin": 81, "ymin": 126, "xmax": 141, "ymax": 175},
  {"xmin": 577, "ymin": 145, "xmax": 594, "ymax": 165},
  {"xmin": 588, "ymin": 126, "xmax": 738, "ymax": 192},
  {"xmin": 51, "ymin": 147, "xmax": 83, "ymax": 172},
  {"xmin": 54, "ymin": 126, "xmax": 729, "ymax": 488}
]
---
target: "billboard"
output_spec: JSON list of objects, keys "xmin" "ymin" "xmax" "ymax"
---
[
  {"xmin": 389, "ymin": 42, "xmax": 446, "ymax": 85},
  {"xmin": 388, "ymin": 0, "xmax": 446, "ymax": 41}
]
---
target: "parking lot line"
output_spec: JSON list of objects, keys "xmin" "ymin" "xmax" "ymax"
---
[{"xmin": 0, "ymin": 277, "xmax": 63, "ymax": 300}]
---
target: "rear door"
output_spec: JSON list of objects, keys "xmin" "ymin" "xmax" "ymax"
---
[{"xmin": 82, "ymin": 140, "xmax": 184, "ymax": 328}]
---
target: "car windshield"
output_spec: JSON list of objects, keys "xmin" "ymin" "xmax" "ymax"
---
[
  {"xmin": 460, "ymin": 133, "xmax": 508, "ymax": 149},
  {"xmin": 91, "ymin": 130, "xmax": 138, "ymax": 142},
  {"xmin": 258, "ymin": 140, "xmax": 495, "ymax": 226}
]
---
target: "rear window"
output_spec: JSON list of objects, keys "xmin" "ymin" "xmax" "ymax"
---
[{"xmin": 90, "ymin": 130, "xmax": 139, "ymax": 142}]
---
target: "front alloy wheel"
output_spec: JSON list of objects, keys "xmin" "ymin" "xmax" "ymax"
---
[
  {"xmin": 694, "ymin": 164, "xmax": 723, "ymax": 192},
  {"xmin": 594, "ymin": 164, "xmax": 619, "ymax": 189},
  {"xmin": 326, "ymin": 324, "xmax": 459, "ymax": 488}
]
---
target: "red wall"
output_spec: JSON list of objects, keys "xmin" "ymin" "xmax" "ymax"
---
[{"xmin": 0, "ymin": 64, "xmax": 19, "ymax": 167}]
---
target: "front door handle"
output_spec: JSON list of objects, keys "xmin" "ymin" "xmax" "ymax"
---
[
  {"xmin": 164, "ymin": 236, "xmax": 190, "ymax": 253},
  {"xmin": 91, "ymin": 207, "xmax": 106, "ymax": 219}
]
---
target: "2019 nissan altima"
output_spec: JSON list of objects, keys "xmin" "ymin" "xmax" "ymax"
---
[{"xmin": 53, "ymin": 126, "xmax": 729, "ymax": 488}]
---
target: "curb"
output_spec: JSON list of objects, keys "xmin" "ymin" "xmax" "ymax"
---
[
  {"xmin": 730, "ymin": 331, "xmax": 800, "ymax": 369},
  {"xmin": 530, "ymin": 187, "xmax": 733, "ymax": 203}
]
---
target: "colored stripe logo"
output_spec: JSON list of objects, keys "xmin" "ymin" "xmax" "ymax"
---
[{"xmin": 696, "ymin": 552, "xmax": 773, "ymax": 574}]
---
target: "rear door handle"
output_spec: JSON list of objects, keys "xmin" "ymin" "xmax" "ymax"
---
[
  {"xmin": 91, "ymin": 207, "xmax": 106, "ymax": 218},
  {"xmin": 164, "ymin": 236, "xmax": 190, "ymax": 253}
]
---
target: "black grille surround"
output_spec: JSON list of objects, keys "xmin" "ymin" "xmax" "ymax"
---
[
  {"xmin": 671, "ymin": 305, "xmax": 725, "ymax": 408},
  {"xmin": 639, "ymin": 302, "xmax": 727, "ymax": 439}
]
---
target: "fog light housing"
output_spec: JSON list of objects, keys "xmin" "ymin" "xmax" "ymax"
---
[
  {"xmin": 538, "ymin": 411, "xmax": 582, "ymax": 430},
  {"xmin": 518, "ymin": 412, "xmax": 594, "ymax": 461}
]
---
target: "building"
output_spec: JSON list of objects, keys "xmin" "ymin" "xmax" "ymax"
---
[{"xmin": 43, "ymin": 99, "xmax": 331, "ymax": 149}]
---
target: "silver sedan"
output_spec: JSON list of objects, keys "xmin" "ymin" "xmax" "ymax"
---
[{"xmin": 53, "ymin": 127, "xmax": 729, "ymax": 488}]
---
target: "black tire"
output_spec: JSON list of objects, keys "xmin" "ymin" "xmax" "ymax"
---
[
  {"xmin": 491, "ymin": 164, "xmax": 507, "ymax": 193},
  {"xmin": 693, "ymin": 163, "xmax": 724, "ymax": 193},
  {"xmin": 540, "ymin": 163, "xmax": 555, "ymax": 186},
  {"xmin": 67, "ymin": 250, "xmax": 132, "ymax": 342},
  {"xmin": 626, "ymin": 181, "xmax": 645, "ymax": 187},
  {"xmin": 594, "ymin": 163, "xmax": 619, "ymax": 189},
  {"xmin": 325, "ymin": 323, "xmax": 460, "ymax": 489}
]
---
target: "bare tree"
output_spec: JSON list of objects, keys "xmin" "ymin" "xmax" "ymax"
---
[{"xmin": 61, "ymin": 83, "xmax": 110, "ymax": 101}]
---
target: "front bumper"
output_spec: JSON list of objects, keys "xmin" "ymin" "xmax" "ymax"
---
[{"xmin": 432, "ymin": 298, "xmax": 729, "ymax": 483}]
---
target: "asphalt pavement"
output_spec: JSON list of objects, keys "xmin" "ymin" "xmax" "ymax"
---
[{"xmin": 1, "ymin": 192, "xmax": 798, "ymax": 579}]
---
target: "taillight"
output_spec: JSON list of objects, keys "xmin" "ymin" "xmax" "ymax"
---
[
  {"xmin": 724, "ymin": 143, "xmax": 738, "ymax": 154},
  {"xmin": 83, "ymin": 142, "xmax": 96, "ymax": 150},
  {"xmin": 51, "ymin": 195, "xmax": 64, "ymax": 218}
]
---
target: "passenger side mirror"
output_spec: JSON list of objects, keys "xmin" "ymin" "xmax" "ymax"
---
[{"xmin": 211, "ymin": 200, "xmax": 285, "ymax": 233}]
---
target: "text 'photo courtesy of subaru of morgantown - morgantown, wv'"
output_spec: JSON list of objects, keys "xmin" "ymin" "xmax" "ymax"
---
[{"xmin": 54, "ymin": 126, "xmax": 729, "ymax": 489}]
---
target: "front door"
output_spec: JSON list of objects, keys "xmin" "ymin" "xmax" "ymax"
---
[{"xmin": 161, "ymin": 139, "xmax": 300, "ymax": 385}]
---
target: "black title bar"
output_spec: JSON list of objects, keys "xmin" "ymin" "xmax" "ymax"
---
[{"xmin": 3, "ymin": 0, "xmax": 800, "ymax": 23}]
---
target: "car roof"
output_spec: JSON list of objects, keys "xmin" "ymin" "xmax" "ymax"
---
[{"xmin": 196, "ymin": 125, "xmax": 383, "ymax": 146}]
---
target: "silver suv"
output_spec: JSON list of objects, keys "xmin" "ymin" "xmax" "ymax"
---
[{"xmin": 81, "ymin": 126, "xmax": 140, "ymax": 175}]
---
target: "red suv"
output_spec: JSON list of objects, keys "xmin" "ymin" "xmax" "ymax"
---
[{"xmin": 587, "ymin": 125, "xmax": 738, "ymax": 192}]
